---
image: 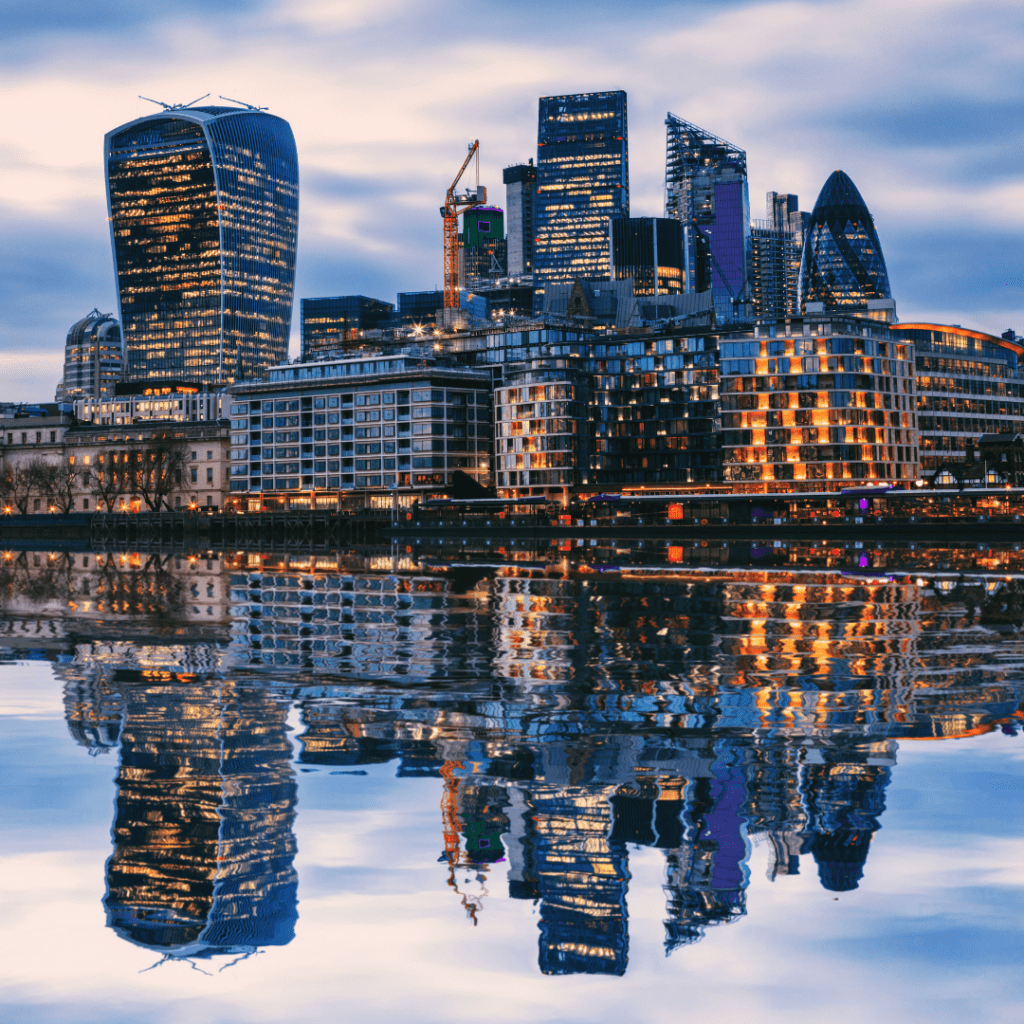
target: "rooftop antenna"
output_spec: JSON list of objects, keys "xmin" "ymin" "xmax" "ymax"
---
[
  {"xmin": 138, "ymin": 93, "xmax": 210, "ymax": 111},
  {"xmin": 219, "ymin": 95, "xmax": 269, "ymax": 111}
]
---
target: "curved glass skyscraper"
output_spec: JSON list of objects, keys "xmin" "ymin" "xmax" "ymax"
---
[
  {"xmin": 799, "ymin": 170, "xmax": 890, "ymax": 313},
  {"xmin": 105, "ymin": 105, "xmax": 299, "ymax": 386}
]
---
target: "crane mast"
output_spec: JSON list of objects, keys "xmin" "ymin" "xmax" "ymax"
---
[{"xmin": 442, "ymin": 140, "xmax": 486, "ymax": 311}]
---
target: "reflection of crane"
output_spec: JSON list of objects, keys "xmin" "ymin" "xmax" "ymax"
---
[
  {"xmin": 439, "ymin": 759, "xmax": 487, "ymax": 925},
  {"xmin": 441, "ymin": 141, "xmax": 486, "ymax": 310}
]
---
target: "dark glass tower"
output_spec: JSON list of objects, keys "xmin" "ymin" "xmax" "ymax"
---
[
  {"xmin": 105, "ymin": 105, "xmax": 299, "ymax": 386},
  {"xmin": 799, "ymin": 170, "xmax": 890, "ymax": 313},
  {"xmin": 665, "ymin": 114, "xmax": 751, "ymax": 322},
  {"xmin": 534, "ymin": 91, "xmax": 629, "ymax": 310},
  {"xmin": 300, "ymin": 295, "xmax": 395, "ymax": 359},
  {"xmin": 609, "ymin": 217, "xmax": 684, "ymax": 295}
]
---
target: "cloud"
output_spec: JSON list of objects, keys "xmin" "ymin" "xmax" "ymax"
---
[{"xmin": 0, "ymin": 0, "xmax": 1021, "ymax": 401}]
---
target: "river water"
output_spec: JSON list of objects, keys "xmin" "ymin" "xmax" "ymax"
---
[{"xmin": 2, "ymin": 537, "xmax": 1022, "ymax": 1024}]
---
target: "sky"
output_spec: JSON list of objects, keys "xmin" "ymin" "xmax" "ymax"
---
[{"xmin": 1, "ymin": 0, "xmax": 1022, "ymax": 403}]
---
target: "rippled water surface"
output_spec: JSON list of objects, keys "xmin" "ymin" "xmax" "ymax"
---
[{"xmin": 2, "ymin": 538, "xmax": 1022, "ymax": 1024}]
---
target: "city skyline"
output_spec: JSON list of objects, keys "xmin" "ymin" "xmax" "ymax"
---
[{"xmin": 2, "ymin": 0, "xmax": 1021, "ymax": 402}]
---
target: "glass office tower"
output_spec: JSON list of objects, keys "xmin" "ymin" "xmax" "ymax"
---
[
  {"xmin": 105, "ymin": 105, "xmax": 299, "ymax": 387},
  {"xmin": 799, "ymin": 170, "xmax": 890, "ymax": 313},
  {"xmin": 534, "ymin": 91, "xmax": 629, "ymax": 310},
  {"xmin": 664, "ymin": 114, "xmax": 751, "ymax": 322}
]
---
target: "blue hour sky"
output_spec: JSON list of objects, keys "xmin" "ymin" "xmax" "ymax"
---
[{"xmin": 1, "ymin": 0, "xmax": 1021, "ymax": 402}]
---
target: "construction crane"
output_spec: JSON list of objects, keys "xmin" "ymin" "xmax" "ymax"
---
[{"xmin": 441, "ymin": 140, "xmax": 486, "ymax": 311}]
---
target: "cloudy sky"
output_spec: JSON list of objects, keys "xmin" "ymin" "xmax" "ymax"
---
[{"xmin": 1, "ymin": 0, "xmax": 1021, "ymax": 402}]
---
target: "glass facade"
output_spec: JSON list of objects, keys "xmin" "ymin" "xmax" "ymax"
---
[
  {"xmin": 799, "ymin": 170, "xmax": 890, "ymax": 313},
  {"xmin": 720, "ymin": 318, "xmax": 918, "ymax": 484},
  {"xmin": 460, "ymin": 206, "xmax": 507, "ymax": 287},
  {"xmin": 589, "ymin": 334, "xmax": 720, "ymax": 486},
  {"xmin": 893, "ymin": 323, "xmax": 1024, "ymax": 472},
  {"xmin": 105, "ymin": 107, "xmax": 299, "ymax": 387},
  {"xmin": 494, "ymin": 373, "xmax": 588, "ymax": 492},
  {"xmin": 609, "ymin": 217, "xmax": 684, "ymax": 295},
  {"xmin": 228, "ymin": 355, "xmax": 492, "ymax": 495},
  {"xmin": 664, "ymin": 114, "xmax": 751, "ymax": 322},
  {"xmin": 397, "ymin": 291, "xmax": 445, "ymax": 328},
  {"xmin": 57, "ymin": 309, "xmax": 122, "ymax": 401},
  {"xmin": 300, "ymin": 295, "xmax": 395, "ymax": 360},
  {"xmin": 534, "ymin": 92, "xmax": 629, "ymax": 309}
]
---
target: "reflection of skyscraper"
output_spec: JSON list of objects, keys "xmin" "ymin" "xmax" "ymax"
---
[
  {"xmin": 802, "ymin": 754, "xmax": 890, "ymax": 892},
  {"xmin": 665, "ymin": 114, "xmax": 751, "ymax": 321},
  {"xmin": 533, "ymin": 91, "xmax": 629, "ymax": 310},
  {"xmin": 105, "ymin": 104, "xmax": 299, "ymax": 386},
  {"xmin": 97, "ymin": 677, "xmax": 298, "ymax": 958},
  {"xmin": 663, "ymin": 757, "xmax": 749, "ymax": 951},
  {"xmin": 514, "ymin": 782, "xmax": 630, "ymax": 975}
]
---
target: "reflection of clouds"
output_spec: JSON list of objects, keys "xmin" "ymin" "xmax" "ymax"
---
[{"xmin": 3, "ymin": 653, "xmax": 1022, "ymax": 1020}]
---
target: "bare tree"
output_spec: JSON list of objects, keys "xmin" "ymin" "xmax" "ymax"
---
[
  {"xmin": 1, "ymin": 457, "xmax": 57, "ymax": 513},
  {"xmin": 131, "ymin": 431, "xmax": 189, "ymax": 511},
  {"xmin": 94, "ymin": 448, "xmax": 130, "ymax": 512},
  {"xmin": 0, "ymin": 465, "xmax": 32, "ymax": 513},
  {"xmin": 28, "ymin": 459, "xmax": 79, "ymax": 513}
]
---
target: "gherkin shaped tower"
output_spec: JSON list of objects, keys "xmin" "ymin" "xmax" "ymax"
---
[{"xmin": 799, "ymin": 170, "xmax": 890, "ymax": 312}]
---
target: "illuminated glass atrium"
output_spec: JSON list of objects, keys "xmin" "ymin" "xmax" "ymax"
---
[
  {"xmin": 664, "ymin": 114, "xmax": 751, "ymax": 322},
  {"xmin": 799, "ymin": 170, "xmax": 890, "ymax": 313},
  {"xmin": 105, "ymin": 105, "xmax": 299, "ymax": 387},
  {"xmin": 534, "ymin": 91, "xmax": 629, "ymax": 309}
]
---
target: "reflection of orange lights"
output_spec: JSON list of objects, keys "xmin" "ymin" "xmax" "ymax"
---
[
  {"xmin": 668, "ymin": 546, "xmax": 683, "ymax": 563},
  {"xmin": 668, "ymin": 504, "xmax": 684, "ymax": 520}
]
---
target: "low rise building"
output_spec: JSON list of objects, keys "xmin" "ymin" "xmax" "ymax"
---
[
  {"xmin": 0, "ymin": 404, "xmax": 76, "ymax": 512},
  {"xmin": 2, "ymin": 412, "xmax": 230, "ymax": 513},
  {"xmin": 62, "ymin": 420, "xmax": 231, "ymax": 511},
  {"xmin": 226, "ymin": 350, "xmax": 492, "ymax": 507},
  {"xmin": 73, "ymin": 380, "xmax": 226, "ymax": 426},
  {"xmin": 892, "ymin": 323, "xmax": 1024, "ymax": 475},
  {"xmin": 720, "ymin": 314, "xmax": 918, "ymax": 486}
]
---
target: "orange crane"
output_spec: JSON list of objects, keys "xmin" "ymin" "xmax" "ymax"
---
[{"xmin": 441, "ymin": 140, "xmax": 486, "ymax": 310}]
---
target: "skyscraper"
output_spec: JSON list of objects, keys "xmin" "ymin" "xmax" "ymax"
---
[
  {"xmin": 665, "ymin": 114, "xmax": 751, "ymax": 322},
  {"xmin": 105, "ymin": 102, "xmax": 299, "ymax": 387},
  {"xmin": 502, "ymin": 161, "xmax": 537, "ymax": 277},
  {"xmin": 533, "ymin": 91, "xmax": 629, "ymax": 310},
  {"xmin": 55, "ymin": 309, "xmax": 123, "ymax": 401},
  {"xmin": 799, "ymin": 170, "xmax": 891, "ymax": 315},
  {"xmin": 750, "ymin": 192, "xmax": 808, "ymax": 320}
]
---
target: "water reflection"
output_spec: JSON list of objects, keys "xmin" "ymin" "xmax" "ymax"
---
[
  {"xmin": 2, "ymin": 538, "xmax": 1022, "ymax": 977},
  {"xmin": 65, "ymin": 672, "xmax": 297, "ymax": 964}
]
